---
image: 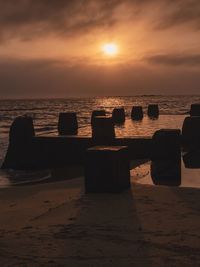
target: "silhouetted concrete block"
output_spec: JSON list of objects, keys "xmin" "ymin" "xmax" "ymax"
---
[
  {"xmin": 183, "ymin": 150, "xmax": 200, "ymax": 168},
  {"xmin": 91, "ymin": 110, "xmax": 106, "ymax": 125},
  {"xmin": 150, "ymin": 128, "xmax": 181, "ymax": 186},
  {"xmin": 190, "ymin": 104, "xmax": 200, "ymax": 116},
  {"xmin": 131, "ymin": 106, "xmax": 143, "ymax": 120},
  {"xmin": 58, "ymin": 112, "xmax": 78, "ymax": 135},
  {"xmin": 2, "ymin": 115, "xmax": 35, "ymax": 169},
  {"xmin": 151, "ymin": 159, "xmax": 181, "ymax": 186},
  {"xmin": 150, "ymin": 129, "xmax": 181, "ymax": 160},
  {"xmin": 147, "ymin": 104, "xmax": 159, "ymax": 118},
  {"xmin": 9, "ymin": 115, "xmax": 35, "ymax": 145},
  {"xmin": 112, "ymin": 107, "xmax": 125, "ymax": 124},
  {"xmin": 92, "ymin": 116, "xmax": 115, "ymax": 144},
  {"xmin": 182, "ymin": 116, "xmax": 200, "ymax": 151},
  {"xmin": 85, "ymin": 146, "xmax": 130, "ymax": 193}
]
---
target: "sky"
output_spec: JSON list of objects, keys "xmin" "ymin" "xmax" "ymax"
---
[{"xmin": 0, "ymin": 0, "xmax": 200, "ymax": 98}]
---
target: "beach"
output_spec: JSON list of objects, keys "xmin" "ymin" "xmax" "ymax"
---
[
  {"xmin": 0, "ymin": 170, "xmax": 199, "ymax": 267},
  {"xmin": 0, "ymin": 96, "xmax": 200, "ymax": 266}
]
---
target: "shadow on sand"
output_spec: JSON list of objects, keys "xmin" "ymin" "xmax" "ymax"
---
[{"xmin": 55, "ymin": 188, "xmax": 151, "ymax": 266}]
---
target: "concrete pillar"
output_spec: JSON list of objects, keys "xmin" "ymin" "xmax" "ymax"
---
[
  {"xmin": 150, "ymin": 129, "xmax": 181, "ymax": 160},
  {"xmin": 147, "ymin": 104, "xmax": 159, "ymax": 118},
  {"xmin": 131, "ymin": 106, "xmax": 143, "ymax": 120},
  {"xmin": 91, "ymin": 110, "xmax": 106, "ymax": 125},
  {"xmin": 112, "ymin": 107, "xmax": 125, "ymax": 124},
  {"xmin": 182, "ymin": 116, "xmax": 200, "ymax": 151},
  {"xmin": 150, "ymin": 129, "xmax": 181, "ymax": 186},
  {"xmin": 92, "ymin": 116, "xmax": 115, "ymax": 144},
  {"xmin": 190, "ymin": 104, "xmax": 200, "ymax": 116},
  {"xmin": 58, "ymin": 112, "xmax": 78, "ymax": 135},
  {"xmin": 9, "ymin": 115, "xmax": 35, "ymax": 145},
  {"xmin": 183, "ymin": 150, "xmax": 200, "ymax": 168},
  {"xmin": 2, "ymin": 116, "xmax": 35, "ymax": 169},
  {"xmin": 150, "ymin": 160, "xmax": 181, "ymax": 186},
  {"xmin": 85, "ymin": 146, "xmax": 130, "ymax": 193}
]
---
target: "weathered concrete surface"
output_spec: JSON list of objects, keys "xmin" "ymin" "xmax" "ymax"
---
[
  {"xmin": 85, "ymin": 146, "xmax": 130, "ymax": 193},
  {"xmin": 2, "ymin": 135, "xmax": 151, "ymax": 170}
]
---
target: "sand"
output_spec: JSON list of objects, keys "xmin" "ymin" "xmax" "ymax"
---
[{"xmin": 0, "ymin": 171, "xmax": 200, "ymax": 266}]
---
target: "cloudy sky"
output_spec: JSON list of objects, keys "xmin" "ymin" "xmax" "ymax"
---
[{"xmin": 0, "ymin": 0, "xmax": 200, "ymax": 98}]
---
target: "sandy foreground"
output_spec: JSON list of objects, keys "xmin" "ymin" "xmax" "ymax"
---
[{"xmin": 0, "ymin": 166, "xmax": 200, "ymax": 267}]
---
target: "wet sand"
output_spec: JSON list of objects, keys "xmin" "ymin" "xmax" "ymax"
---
[{"xmin": 0, "ymin": 169, "xmax": 199, "ymax": 267}]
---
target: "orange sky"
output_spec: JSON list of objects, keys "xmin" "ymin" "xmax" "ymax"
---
[{"xmin": 0, "ymin": 0, "xmax": 200, "ymax": 98}]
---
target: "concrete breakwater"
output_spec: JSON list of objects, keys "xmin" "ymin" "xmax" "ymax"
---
[
  {"xmin": 2, "ymin": 103, "xmax": 199, "ymax": 170},
  {"xmin": 2, "ymin": 114, "xmax": 151, "ymax": 170},
  {"xmin": 2, "ymin": 134, "xmax": 151, "ymax": 170}
]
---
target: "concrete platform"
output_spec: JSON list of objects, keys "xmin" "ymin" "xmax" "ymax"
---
[{"xmin": 2, "ymin": 135, "xmax": 151, "ymax": 170}]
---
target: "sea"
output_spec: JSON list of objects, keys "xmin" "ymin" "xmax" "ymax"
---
[{"xmin": 0, "ymin": 95, "xmax": 200, "ymax": 187}]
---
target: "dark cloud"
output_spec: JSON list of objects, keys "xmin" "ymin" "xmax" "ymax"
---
[
  {"xmin": 0, "ymin": 0, "xmax": 120, "ymax": 41},
  {"xmin": 145, "ymin": 53, "xmax": 200, "ymax": 66},
  {"xmin": 128, "ymin": 0, "xmax": 200, "ymax": 30},
  {"xmin": 0, "ymin": 57, "xmax": 199, "ymax": 98},
  {"xmin": 156, "ymin": 0, "xmax": 200, "ymax": 30},
  {"xmin": 0, "ymin": 0, "xmax": 200, "ymax": 42}
]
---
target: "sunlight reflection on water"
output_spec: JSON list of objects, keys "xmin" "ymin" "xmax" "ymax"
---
[{"xmin": 78, "ymin": 115, "xmax": 185, "ymax": 137}]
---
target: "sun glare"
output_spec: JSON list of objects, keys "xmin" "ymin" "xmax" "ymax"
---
[{"xmin": 102, "ymin": 43, "xmax": 119, "ymax": 56}]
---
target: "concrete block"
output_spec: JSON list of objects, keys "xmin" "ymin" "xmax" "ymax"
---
[
  {"xmin": 151, "ymin": 129, "xmax": 181, "ymax": 160},
  {"xmin": 91, "ymin": 110, "xmax": 106, "ymax": 125},
  {"xmin": 131, "ymin": 106, "xmax": 143, "ymax": 120},
  {"xmin": 92, "ymin": 116, "xmax": 115, "ymax": 144},
  {"xmin": 85, "ymin": 146, "xmax": 130, "ymax": 193},
  {"xmin": 190, "ymin": 104, "xmax": 200, "ymax": 116},
  {"xmin": 58, "ymin": 112, "xmax": 78, "ymax": 135},
  {"xmin": 147, "ymin": 104, "xmax": 159, "ymax": 118},
  {"xmin": 112, "ymin": 107, "xmax": 125, "ymax": 124},
  {"xmin": 182, "ymin": 116, "xmax": 200, "ymax": 150}
]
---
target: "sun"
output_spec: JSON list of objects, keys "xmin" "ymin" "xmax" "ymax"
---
[{"xmin": 102, "ymin": 43, "xmax": 119, "ymax": 56}]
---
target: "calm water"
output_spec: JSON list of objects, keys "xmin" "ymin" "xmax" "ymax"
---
[
  {"xmin": 131, "ymin": 159, "xmax": 200, "ymax": 189},
  {"xmin": 0, "ymin": 95, "xmax": 200, "ymax": 187}
]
